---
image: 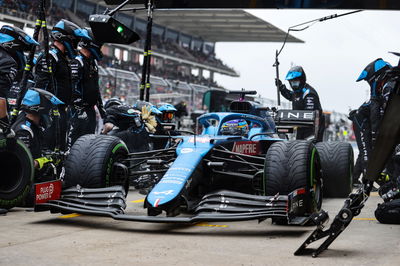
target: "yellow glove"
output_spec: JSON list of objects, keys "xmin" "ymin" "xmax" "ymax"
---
[
  {"xmin": 35, "ymin": 157, "xmax": 53, "ymax": 170},
  {"xmin": 141, "ymin": 106, "xmax": 158, "ymax": 133}
]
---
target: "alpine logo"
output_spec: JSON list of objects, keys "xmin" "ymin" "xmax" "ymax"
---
[
  {"xmin": 232, "ymin": 141, "xmax": 260, "ymax": 155},
  {"xmin": 279, "ymin": 110, "xmax": 315, "ymax": 121},
  {"xmin": 153, "ymin": 190, "xmax": 174, "ymax": 195}
]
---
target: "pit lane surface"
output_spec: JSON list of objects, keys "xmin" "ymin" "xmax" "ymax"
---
[{"xmin": 1, "ymin": 190, "xmax": 399, "ymax": 266}]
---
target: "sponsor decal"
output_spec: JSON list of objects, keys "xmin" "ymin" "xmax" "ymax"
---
[
  {"xmin": 180, "ymin": 148, "xmax": 194, "ymax": 154},
  {"xmin": 154, "ymin": 198, "xmax": 161, "ymax": 207},
  {"xmin": 152, "ymin": 190, "xmax": 174, "ymax": 195},
  {"xmin": 188, "ymin": 136, "xmax": 210, "ymax": 143},
  {"xmin": 292, "ymin": 187, "xmax": 306, "ymax": 197},
  {"xmin": 277, "ymin": 128, "xmax": 289, "ymax": 133},
  {"xmin": 7, "ymin": 98, "xmax": 16, "ymax": 105},
  {"xmin": 35, "ymin": 180, "xmax": 62, "ymax": 204},
  {"xmin": 279, "ymin": 110, "xmax": 314, "ymax": 120},
  {"xmin": 292, "ymin": 198, "xmax": 304, "ymax": 210},
  {"xmin": 232, "ymin": 141, "xmax": 260, "ymax": 155}
]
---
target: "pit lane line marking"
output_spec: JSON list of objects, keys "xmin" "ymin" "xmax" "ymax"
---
[
  {"xmin": 58, "ymin": 213, "xmax": 82, "ymax": 218},
  {"xmin": 194, "ymin": 222, "xmax": 228, "ymax": 228},
  {"xmin": 353, "ymin": 218, "xmax": 377, "ymax": 221},
  {"xmin": 131, "ymin": 199, "xmax": 145, "ymax": 203}
]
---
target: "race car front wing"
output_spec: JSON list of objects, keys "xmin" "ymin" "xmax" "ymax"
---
[{"xmin": 35, "ymin": 185, "xmax": 319, "ymax": 225}]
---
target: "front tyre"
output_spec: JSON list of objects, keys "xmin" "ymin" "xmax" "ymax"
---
[
  {"xmin": 264, "ymin": 140, "xmax": 322, "ymax": 219},
  {"xmin": 64, "ymin": 134, "xmax": 129, "ymax": 192}
]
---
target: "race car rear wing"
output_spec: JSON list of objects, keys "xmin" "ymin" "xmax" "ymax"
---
[{"xmin": 275, "ymin": 109, "xmax": 321, "ymax": 138}]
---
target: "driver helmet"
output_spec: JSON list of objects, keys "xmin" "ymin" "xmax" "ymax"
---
[
  {"xmin": 51, "ymin": 19, "xmax": 90, "ymax": 59},
  {"xmin": 79, "ymin": 27, "xmax": 103, "ymax": 61},
  {"xmin": 21, "ymin": 88, "xmax": 64, "ymax": 128},
  {"xmin": 157, "ymin": 103, "xmax": 177, "ymax": 123},
  {"xmin": 0, "ymin": 25, "xmax": 39, "ymax": 70},
  {"xmin": 285, "ymin": 66, "xmax": 306, "ymax": 91},
  {"xmin": 221, "ymin": 119, "xmax": 249, "ymax": 136}
]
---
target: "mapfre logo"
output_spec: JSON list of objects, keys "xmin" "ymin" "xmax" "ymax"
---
[{"xmin": 232, "ymin": 141, "xmax": 260, "ymax": 155}]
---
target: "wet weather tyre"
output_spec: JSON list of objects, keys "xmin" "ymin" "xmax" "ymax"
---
[
  {"xmin": 64, "ymin": 134, "xmax": 129, "ymax": 191},
  {"xmin": 0, "ymin": 138, "xmax": 34, "ymax": 209},
  {"xmin": 264, "ymin": 140, "xmax": 322, "ymax": 219},
  {"xmin": 316, "ymin": 142, "xmax": 353, "ymax": 198}
]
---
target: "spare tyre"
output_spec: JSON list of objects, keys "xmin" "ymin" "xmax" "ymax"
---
[
  {"xmin": 316, "ymin": 141, "xmax": 353, "ymax": 198},
  {"xmin": 264, "ymin": 140, "xmax": 322, "ymax": 218},
  {"xmin": 0, "ymin": 137, "xmax": 34, "ymax": 209},
  {"xmin": 64, "ymin": 134, "xmax": 129, "ymax": 191}
]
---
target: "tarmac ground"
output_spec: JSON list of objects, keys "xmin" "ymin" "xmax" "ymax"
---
[{"xmin": 1, "ymin": 188, "xmax": 399, "ymax": 266}]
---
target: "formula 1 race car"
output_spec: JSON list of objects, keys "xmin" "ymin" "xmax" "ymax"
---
[{"xmin": 34, "ymin": 92, "xmax": 353, "ymax": 227}]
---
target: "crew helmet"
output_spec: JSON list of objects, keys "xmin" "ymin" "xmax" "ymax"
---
[
  {"xmin": 79, "ymin": 27, "xmax": 103, "ymax": 61},
  {"xmin": 21, "ymin": 88, "xmax": 64, "ymax": 128},
  {"xmin": 356, "ymin": 58, "xmax": 392, "ymax": 84},
  {"xmin": 0, "ymin": 25, "xmax": 39, "ymax": 69},
  {"xmin": 157, "ymin": 103, "xmax": 177, "ymax": 123},
  {"xmin": 134, "ymin": 100, "xmax": 162, "ymax": 115},
  {"xmin": 285, "ymin": 65, "xmax": 306, "ymax": 91},
  {"xmin": 51, "ymin": 19, "xmax": 90, "ymax": 58},
  {"xmin": 104, "ymin": 97, "xmax": 123, "ymax": 109}
]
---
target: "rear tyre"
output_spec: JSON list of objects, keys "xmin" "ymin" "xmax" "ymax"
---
[
  {"xmin": 64, "ymin": 134, "xmax": 129, "ymax": 192},
  {"xmin": 264, "ymin": 140, "xmax": 322, "ymax": 223},
  {"xmin": 0, "ymin": 138, "xmax": 34, "ymax": 209},
  {"xmin": 316, "ymin": 142, "xmax": 353, "ymax": 198}
]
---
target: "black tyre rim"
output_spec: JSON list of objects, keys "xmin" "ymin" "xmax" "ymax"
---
[{"xmin": 0, "ymin": 151, "xmax": 23, "ymax": 193}]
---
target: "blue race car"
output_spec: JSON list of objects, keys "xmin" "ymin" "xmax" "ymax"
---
[{"xmin": 35, "ymin": 92, "xmax": 351, "ymax": 226}]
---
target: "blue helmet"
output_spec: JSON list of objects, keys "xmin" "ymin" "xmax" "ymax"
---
[
  {"xmin": 51, "ymin": 19, "xmax": 90, "ymax": 59},
  {"xmin": 0, "ymin": 25, "xmax": 39, "ymax": 69},
  {"xmin": 221, "ymin": 119, "xmax": 249, "ymax": 136},
  {"xmin": 21, "ymin": 88, "xmax": 64, "ymax": 128},
  {"xmin": 285, "ymin": 66, "xmax": 306, "ymax": 91},
  {"xmin": 79, "ymin": 28, "xmax": 103, "ymax": 61},
  {"xmin": 356, "ymin": 58, "xmax": 392, "ymax": 83},
  {"xmin": 157, "ymin": 103, "xmax": 177, "ymax": 112},
  {"xmin": 22, "ymin": 88, "xmax": 64, "ymax": 112},
  {"xmin": 0, "ymin": 25, "xmax": 38, "ymax": 51},
  {"xmin": 157, "ymin": 103, "xmax": 177, "ymax": 122},
  {"xmin": 133, "ymin": 100, "xmax": 162, "ymax": 115}
]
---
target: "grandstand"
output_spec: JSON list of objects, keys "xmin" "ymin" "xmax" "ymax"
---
[{"xmin": 0, "ymin": 0, "xmax": 301, "ymax": 111}]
